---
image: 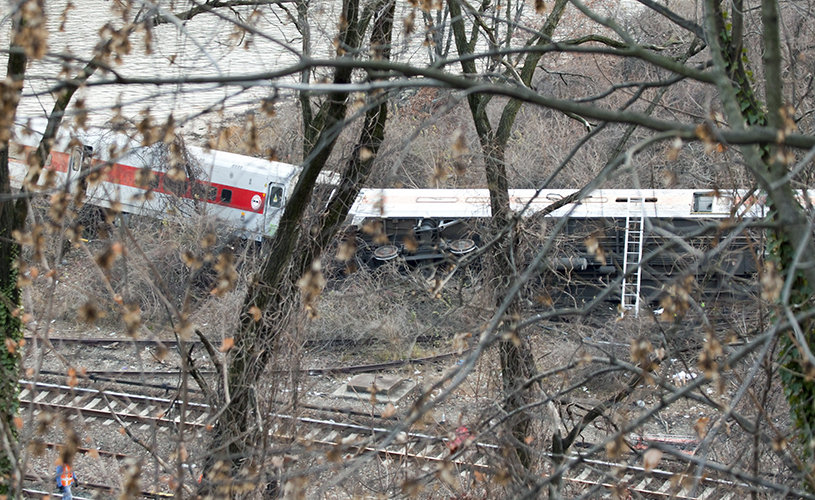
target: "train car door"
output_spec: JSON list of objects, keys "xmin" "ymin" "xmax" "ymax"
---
[{"xmin": 264, "ymin": 183, "xmax": 285, "ymax": 236}]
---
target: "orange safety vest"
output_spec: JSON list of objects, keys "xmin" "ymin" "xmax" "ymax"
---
[{"xmin": 59, "ymin": 465, "xmax": 74, "ymax": 487}]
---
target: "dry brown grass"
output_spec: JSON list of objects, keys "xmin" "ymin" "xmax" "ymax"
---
[{"xmin": 306, "ymin": 262, "xmax": 490, "ymax": 361}]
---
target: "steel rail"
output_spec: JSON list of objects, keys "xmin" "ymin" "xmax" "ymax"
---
[
  {"xmin": 33, "ymin": 369, "xmax": 203, "ymax": 392},
  {"xmin": 23, "ymin": 476, "xmax": 173, "ymax": 499},
  {"xmin": 20, "ymin": 381, "xmax": 209, "ymax": 410},
  {"xmin": 26, "ymin": 339, "xmax": 471, "ymax": 374},
  {"xmin": 21, "ymin": 399, "xmax": 208, "ymax": 428},
  {"xmin": 38, "ymin": 441, "xmax": 130, "ymax": 460}
]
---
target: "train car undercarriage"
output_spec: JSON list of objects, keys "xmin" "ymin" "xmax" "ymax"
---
[{"xmin": 351, "ymin": 215, "xmax": 761, "ymax": 310}]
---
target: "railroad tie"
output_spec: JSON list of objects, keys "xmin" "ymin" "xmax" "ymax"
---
[
  {"xmin": 49, "ymin": 393, "xmax": 67, "ymax": 405},
  {"xmin": 192, "ymin": 413, "xmax": 210, "ymax": 426},
  {"xmin": 81, "ymin": 398, "xmax": 102, "ymax": 423},
  {"xmin": 32, "ymin": 391, "xmax": 50, "ymax": 403},
  {"xmin": 138, "ymin": 406, "xmax": 154, "ymax": 430},
  {"xmin": 83, "ymin": 398, "xmax": 102, "ymax": 410},
  {"xmin": 323, "ymin": 430, "xmax": 338, "ymax": 444},
  {"xmin": 697, "ymin": 486, "xmax": 717, "ymax": 499},
  {"xmin": 574, "ymin": 468, "xmax": 593, "ymax": 482},
  {"xmin": 604, "ymin": 472, "xmax": 633, "ymax": 498},
  {"xmin": 632, "ymin": 477, "xmax": 652, "ymax": 490},
  {"xmin": 472, "ymin": 453, "xmax": 488, "ymax": 467},
  {"xmin": 656, "ymin": 477, "xmax": 673, "ymax": 493},
  {"xmin": 101, "ymin": 401, "xmax": 118, "ymax": 425},
  {"xmin": 66, "ymin": 397, "xmax": 86, "ymax": 420},
  {"xmin": 303, "ymin": 427, "xmax": 321, "ymax": 442},
  {"xmin": 396, "ymin": 442, "xmax": 410, "ymax": 461},
  {"xmin": 418, "ymin": 440, "xmax": 437, "ymax": 459}
]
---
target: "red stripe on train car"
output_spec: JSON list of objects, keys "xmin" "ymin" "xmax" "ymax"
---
[{"xmin": 19, "ymin": 146, "xmax": 267, "ymax": 214}]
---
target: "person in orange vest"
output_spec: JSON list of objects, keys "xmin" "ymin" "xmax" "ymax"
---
[{"xmin": 55, "ymin": 463, "xmax": 78, "ymax": 500}]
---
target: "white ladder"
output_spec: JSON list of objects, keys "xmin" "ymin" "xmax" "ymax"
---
[{"xmin": 621, "ymin": 197, "xmax": 645, "ymax": 316}]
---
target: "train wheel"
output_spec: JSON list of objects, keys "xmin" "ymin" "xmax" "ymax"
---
[
  {"xmin": 373, "ymin": 244, "xmax": 399, "ymax": 262},
  {"xmin": 449, "ymin": 238, "xmax": 476, "ymax": 255}
]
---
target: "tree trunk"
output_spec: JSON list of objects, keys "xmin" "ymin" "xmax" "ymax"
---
[
  {"xmin": 704, "ymin": 0, "xmax": 815, "ymax": 476},
  {"xmin": 447, "ymin": 0, "xmax": 567, "ymax": 471},
  {"xmin": 203, "ymin": 0, "xmax": 394, "ymax": 495},
  {"xmin": 0, "ymin": 14, "xmax": 27, "ymax": 498}
]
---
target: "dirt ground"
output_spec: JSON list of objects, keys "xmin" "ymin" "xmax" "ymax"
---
[{"xmin": 16, "ymin": 230, "xmax": 762, "ymax": 498}]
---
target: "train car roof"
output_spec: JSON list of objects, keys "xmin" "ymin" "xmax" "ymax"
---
[
  {"xmin": 13, "ymin": 120, "xmax": 150, "ymax": 162},
  {"xmin": 187, "ymin": 146, "xmax": 300, "ymax": 183},
  {"xmin": 12, "ymin": 120, "xmax": 302, "ymax": 182}
]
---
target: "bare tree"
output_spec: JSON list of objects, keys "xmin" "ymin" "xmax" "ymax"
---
[
  {"xmin": 203, "ymin": 0, "xmax": 396, "ymax": 495},
  {"xmin": 1, "ymin": 2, "xmax": 35, "ymax": 496}
]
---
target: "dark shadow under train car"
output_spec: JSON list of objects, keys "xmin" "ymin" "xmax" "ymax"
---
[
  {"xmin": 354, "ymin": 214, "xmax": 762, "ymax": 308},
  {"xmin": 536, "ymin": 216, "xmax": 761, "ymax": 308}
]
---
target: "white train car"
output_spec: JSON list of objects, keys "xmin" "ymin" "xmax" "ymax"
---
[
  {"xmin": 7, "ymin": 121, "xmax": 774, "ymax": 251},
  {"xmin": 8, "ymin": 122, "xmax": 301, "ymax": 239}
]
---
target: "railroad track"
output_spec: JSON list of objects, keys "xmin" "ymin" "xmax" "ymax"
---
[
  {"xmin": 269, "ymin": 416, "xmax": 753, "ymax": 500},
  {"xmin": 19, "ymin": 381, "xmax": 210, "ymax": 430},
  {"xmin": 23, "ymin": 479, "xmax": 173, "ymax": 499},
  {"xmin": 26, "ymin": 336, "xmax": 471, "ymax": 374},
  {"xmin": 18, "ymin": 382, "xmax": 758, "ymax": 499}
]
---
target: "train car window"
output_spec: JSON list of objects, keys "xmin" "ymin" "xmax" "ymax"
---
[
  {"xmin": 693, "ymin": 192, "xmax": 714, "ymax": 212},
  {"xmin": 191, "ymin": 182, "xmax": 209, "ymax": 201},
  {"xmin": 69, "ymin": 147, "xmax": 82, "ymax": 171},
  {"xmin": 221, "ymin": 189, "xmax": 233, "ymax": 204},
  {"xmin": 82, "ymin": 145, "xmax": 93, "ymax": 168},
  {"xmin": 268, "ymin": 186, "xmax": 283, "ymax": 207}
]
